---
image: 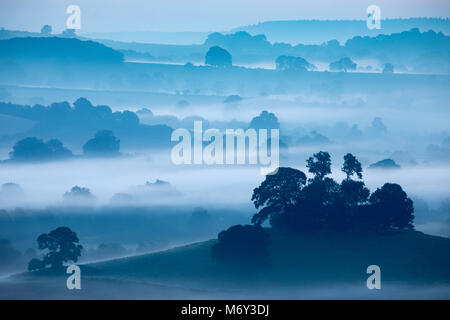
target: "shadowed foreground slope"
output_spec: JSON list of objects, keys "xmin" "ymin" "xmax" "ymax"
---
[{"xmin": 2, "ymin": 231, "xmax": 449, "ymax": 299}]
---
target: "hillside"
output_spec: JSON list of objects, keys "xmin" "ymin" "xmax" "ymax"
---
[
  {"xmin": 82, "ymin": 231, "xmax": 450, "ymax": 289},
  {"xmin": 0, "ymin": 37, "xmax": 124, "ymax": 64},
  {"xmin": 2, "ymin": 230, "xmax": 449, "ymax": 299}
]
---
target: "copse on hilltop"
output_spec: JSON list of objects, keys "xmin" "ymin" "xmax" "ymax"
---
[
  {"xmin": 213, "ymin": 151, "xmax": 415, "ymax": 266},
  {"xmin": 251, "ymin": 151, "xmax": 414, "ymax": 232}
]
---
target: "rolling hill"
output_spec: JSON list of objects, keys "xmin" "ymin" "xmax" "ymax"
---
[{"xmin": 2, "ymin": 230, "xmax": 450, "ymax": 299}]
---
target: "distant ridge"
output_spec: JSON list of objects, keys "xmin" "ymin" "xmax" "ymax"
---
[
  {"xmin": 232, "ymin": 18, "xmax": 450, "ymax": 44},
  {"xmin": 0, "ymin": 37, "xmax": 124, "ymax": 64}
]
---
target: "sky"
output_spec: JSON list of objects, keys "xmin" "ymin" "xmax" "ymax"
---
[{"xmin": 0, "ymin": 0, "xmax": 449, "ymax": 33}]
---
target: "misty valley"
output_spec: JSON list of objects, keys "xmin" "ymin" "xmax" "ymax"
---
[{"xmin": 0, "ymin": 3, "xmax": 449, "ymax": 301}]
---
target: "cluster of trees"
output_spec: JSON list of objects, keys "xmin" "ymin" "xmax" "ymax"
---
[
  {"xmin": 0, "ymin": 98, "xmax": 138, "ymax": 128},
  {"xmin": 212, "ymin": 151, "xmax": 415, "ymax": 265},
  {"xmin": 198, "ymin": 29, "xmax": 447, "ymax": 72},
  {"xmin": 7, "ymin": 129, "xmax": 121, "ymax": 162},
  {"xmin": 9, "ymin": 137, "xmax": 72, "ymax": 161},
  {"xmin": 0, "ymin": 99, "xmax": 172, "ymax": 149},
  {"xmin": 252, "ymin": 152, "xmax": 414, "ymax": 231},
  {"xmin": 212, "ymin": 224, "xmax": 270, "ymax": 266}
]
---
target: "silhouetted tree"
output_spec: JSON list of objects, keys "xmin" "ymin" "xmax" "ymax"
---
[
  {"xmin": 212, "ymin": 225, "xmax": 270, "ymax": 266},
  {"xmin": 205, "ymin": 46, "xmax": 232, "ymax": 67},
  {"xmin": 28, "ymin": 258, "xmax": 45, "ymax": 272},
  {"xmin": 340, "ymin": 179, "xmax": 370, "ymax": 207},
  {"xmin": 40, "ymin": 25, "xmax": 52, "ymax": 35},
  {"xmin": 121, "ymin": 110, "xmax": 140, "ymax": 126},
  {"xmin": 63, "ymin": 186, "xmax": 96, "ymax": 205},
  {"xmin": 32, "ymin": 227, "xmax": 83, "ymax": 269},
  {"xmin": 249, "ymin": 110, "xmax": 280, "ymax": 130},
  {"xmin": 252, "ymin": 167, "xmax": 306, "ymax": 225},
  {"xmin": 83, "ymin": 130, "xmax": 120, "ymax": 157},
  {"xmin": 368, "ymin": 183, "xmax": 414, "ymax": 230},
  {"xmin": 9, "ymin": 137, "xmax": 72, "ymax": 161},
  {"xmin": 329, "ymin": 57, "xmax": 357, "ymax": 72},
  {"xmin": 286, "ymin": 176, "xmax": 341, "ymax": 231},
  {"xmin": 73, "ymin": 97, "xmax": 93, "ymax": 113},
  {"xmin": 276, "ymin": 55, "xmax": 316, "ymax": 72},
  {"xmin": 61, "ymin": 28, "xmax": 76, "ymax": 37},
  {"xmin": 382, "ymin": 63, "xmax": 394, "ymax": 74},
  {"xmin": 342, "ymin": 153, "xmax": 363, "ymax": 179},
  {"xmin": 306, "ymin": 151, "xmax": 331, "ymax": 180}
]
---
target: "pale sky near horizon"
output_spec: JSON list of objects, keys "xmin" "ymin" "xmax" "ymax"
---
[{"xmin": 0, "ymin": 0, "xmax": 449, "ymax": 33}]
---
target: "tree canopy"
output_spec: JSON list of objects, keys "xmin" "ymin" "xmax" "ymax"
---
[
  {"xmin": 276, "ymin": 55, "xmax": 316, "ymax": 72},
  {"xmin": 205, "ymin": 46, "xmax": 232, "ymax": 67},
  {"xmin": 29, "ymin": 227, "xmax": 83, "ymax": 270},
  {"xmin": 9, "ymin": 137, "xmax": 73, "ymax": 161},
  {"xmin": 82, "ymin": 130, "xmax": 120, "ymax": 157},
  {"xmin": 342, "ymin": 153, "xmax": 363, "ymax": 179},
  {"xmin": 329, "ymin": 57, "xmax": 357, "ymax": 72},
  {"xmin": 251, "ymin": 151, "xmax": 414, "ymax": 232},
  {"xmin": 212, "ymin": 224, "xmax": 270, "ymax": 266}
]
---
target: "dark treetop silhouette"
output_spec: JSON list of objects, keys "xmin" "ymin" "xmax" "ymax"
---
[
  {"xmin": 250, "ymin": 151, "xmax": 414, "ymax": 232},
  {"xmin": 213, "ymin": 151, "xmax": 415, "ymax": 265},
  {"xmin": 83, "ymin": 130, "xmax": 121, "ymax": 157},
  {"xmin": 28, "ymin": 226, "xmax": 82, "ymax": 271},
  {"xmin": 205, "ymin": 46, "xmax": 232, "ymax": 67}
]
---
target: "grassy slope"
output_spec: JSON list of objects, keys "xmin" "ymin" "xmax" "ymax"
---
[{"xmin": 82, "ymin": 231, "xmax": 450, "ymax": 290}]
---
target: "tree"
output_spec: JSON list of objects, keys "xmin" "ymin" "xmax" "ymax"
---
[
  {"xmin": 121, "ymin": 110, "xmax": 140, "ymax": 126},
  {"xmin": 306, "ymin": 151, "xmax": 331, "ymax": 180},
  {"xmin": 63, "ymin": 186, "xmax": 96, "ymax": 205},
  {"xmin": 9, "ymin": 137, "xmax": 72, "ymax": 161},
  {"xmin": 340, "ymin": 179, "xmax": 370, "ymax": 207},
  {"xmin": 83, "ymin": 130, "xmax": 120, "ymax": 157},
  {"xmin": 382, "ymin": 63, "xmax": 394, "ymax": 74},
  {"xmin": 284, "ymin": 176, "xmax": 340, "ymax": 231},
  {"xmin": 342, "ymin": 153, "xmax": 363, "ymax": 179},
  {"xmin": 40, "ymin": 25, "xmax": 52, "ymax": 35},
  {"xmin": 212, "ymin": 224, "xmax": 270, "ymax": 266},
  {"xmin": 275, "ymin": 55, "xmax": 316, "ymax": 72},
  {"xmin": 370, "ymin": 117, "xmax": 387, "ymax": 134},
  {"xmin": 61, "ymin": 29, "xmax": 76, "ymax": 37},
  {"xmin": 205, "ymin": 46, "xmax": 232, "ymax": 67},
  {"xmin": 32, "ymin": 227, "xmax": 83, "ymax": 269},
  {"xmin": 329, "ymin": 57, "xmax": 357, "ymax": 72},
  {"xmin": 73, "ymin": 97, "xmax": 93, "ymax": 113},
  {"xmin": 248, "ymin": 110, "xmax": 280, "ymax": 130},
  {"xmin": 368, "ymin": 183, "xmax": 414, "ymax": 230},
  {"xmin": 28, "ymin": 258, "xmax": 45, "ymax": 272},
  {"xmin": 251, "ymin": 167, "xmax": 307, "ymax": 225}
]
